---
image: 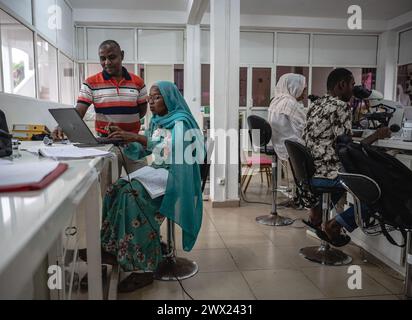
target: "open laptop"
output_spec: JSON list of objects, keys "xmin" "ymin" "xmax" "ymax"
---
[{"xmin": 49, "ymin": 108, "xmax": 125, "ymax": 147}]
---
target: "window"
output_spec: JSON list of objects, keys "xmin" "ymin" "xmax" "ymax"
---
[
  {"xmin": 86, "ymin": 63, "xmax": 135, "ymax": 78},
  {"xmin": 1, "ymin": 9, "xmax": 35, "ymax": 98},
  {"xmin": 174, "ymin": 64, "xmax": 184, "ymax": 95},
  {"xmin": 37, "ymin": 37, "xmax": 58, "ymax": 102},
  {"xmin": 239, "ymin": 67, "xmax": 247, "ymax": 107},
  {"xmin": 276, "ymin": 66, "xmax": 309, "ymax": 107},
  {"xmin": 397, "ymin": 64, "xmax": 412, "ymax": 106},
  {"xmin": 311, "ymin": 67, "xmax": 376, "ymax": 97},
  {"xmin": 138, "ymin": 64, "xmax": 145, "ymax": 80},
  {"xmin": 311, "ymin": 67, "xmax": 334, "ymax": 97},
  {"xmin": 59, "ymin": 53, "xmax": 74, "ymax": 105},
  {"xmin": 252, "ymin": 67, "xmax": 271, "ymax": 107},
  {"xmin": 78, "ymin": 63, "xmax": 85, "ymax": 88},
  {"xmin": 202, "ymin": 65, "xmax": 249, "ymax": 108},
  {"xmin": 201, "ymin": 64, "xmax": 210, "ymax": 107}
]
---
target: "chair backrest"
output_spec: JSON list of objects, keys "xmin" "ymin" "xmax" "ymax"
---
[
  {"xmin": 284, "ymin": 140, "xmax": 316, "ymax": 186},
  {"xmin": 200, "ymin": 138, "xmax": 215, "ymax": 192},
  {"xmin": 247, "ymin": 115, "xmax": 272, "ymax": 149},
  {"xmin": 338, "ymin": 172, "xmax": 381, "ymax": 206},
  {"xmin": 337, "ymin": 171, "xmax": 388, "ymax": 237}
]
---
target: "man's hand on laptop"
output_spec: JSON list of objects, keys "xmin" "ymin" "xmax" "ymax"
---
[
  {"xmin": 51, "ymin": 126, "xmax": 65, "ymax": 141},
  {"xmin": 107, "ymin": 123, "xmax": 121, "ymax": 134}
]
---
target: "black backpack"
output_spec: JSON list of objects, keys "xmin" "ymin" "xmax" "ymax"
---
[
  {"xmin": 0, "ymin": 110, "xmax": 12, "ymax": 158},
  {"xmin": 336, "ymin": 135, "xmax": 412, "ymax": 246}
]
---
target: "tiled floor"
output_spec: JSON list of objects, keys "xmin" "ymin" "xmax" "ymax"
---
[{"xmin": 114, "ymin": 176, "xmax": 406, "ymax": 300}]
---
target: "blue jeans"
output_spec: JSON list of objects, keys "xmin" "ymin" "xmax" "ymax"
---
[{"xmin": 310, "ymin": 177, "xmax": 367, "ymax": 232}]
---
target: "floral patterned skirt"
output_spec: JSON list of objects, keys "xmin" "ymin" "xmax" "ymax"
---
[{"xmin": 101, "ymin": 179, "xmax": 165, "ymax": 272}]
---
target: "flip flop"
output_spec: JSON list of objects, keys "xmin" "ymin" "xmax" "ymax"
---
[
  {"xmin": 315, "ymin": 228, "xmax": 351, "ymax": 247},
  {"xmin": 118, "ymin": 272, "xmax": 154, "ymax": 293},
  {"xmin": 302, "ymin": 219, "xmax": 322, "ymax": 231}
]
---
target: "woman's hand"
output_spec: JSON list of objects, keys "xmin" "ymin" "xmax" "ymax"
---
[{"xmin": 108, "ymin": 130, "xmax": 139, "ymax": 143}]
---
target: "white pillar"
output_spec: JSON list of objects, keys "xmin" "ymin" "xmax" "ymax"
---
[
  {"xmin": 376, "ymin": 31, "xmax": 398, "ymax": 100},
  {"xmin": 184, "ymin": 24, "xmax": 202, "ymax": 127},
  {"xmin": 210, "ymin": 0, "xmax": 240, "ymax": 206}
]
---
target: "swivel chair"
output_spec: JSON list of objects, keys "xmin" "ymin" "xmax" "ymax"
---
[
  {"xmin": 247, "ymin": 115, "xmax": 293, "ymax": 226},
  {"xmin": 339, "ymin": 172, "xmax": 412, "ymax": 299},
  {"xmin": 285, "ymin": 140, "xmax": 352, "ymax": 265}
]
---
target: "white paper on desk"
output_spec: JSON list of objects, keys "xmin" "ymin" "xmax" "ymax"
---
[
  {"xmin": 0, "ymin": 159, "xmax": 13, "ymax": 165},
  {"xmin": 0, "ymin": 161, "xmax": 59, "ymax": 187},
  {"xmin": 121, "ymin": 166, "xmax": 169, "ymax": 199},
  {"xmin": 23, "ymin": 144, "xmax": 74, "ymax": 155},
  {"xmin": 37, "ymin": 146, "xmax": 111, "ymax": 159}
]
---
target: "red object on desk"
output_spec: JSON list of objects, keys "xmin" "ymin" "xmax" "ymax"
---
[{"xmin": 0, "ymin": 163, "xmax": 68, "ymax": 193}]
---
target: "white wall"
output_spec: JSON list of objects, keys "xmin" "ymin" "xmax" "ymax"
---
[
  {"xmin": 56, "ymin": 0, "xmax": 74, "ymax": 57},
  {"xmin": 33, "ymin": 0, "xmax": 57, "ymax": 43},
  {"xmin": 312, "ymin": 34, "xmax": 378, "ymax": 66},
  {"xmin": 0, "ymin": 0, "xmax": 32, "ymax": 24},
  {"xmin": 398, "ymin": 28, "xmax": 412, "ymax": 65},
  {"xmin": 240, "ymin": 32, "xmax": 274, "ymax": 64},
  {"xmin": 138, "ymin": 29, "xmax": 184, "ymax": 63},
  {"xmin": 86, "ymin": 28, "xmax": 135, "ymax": 61},
  {"xmin": 0, "ymin": 93, "xmax": 71, "ymax": 131},
  {"xmin": 277, "ymin": 33, "xmax": 310, "ymax": 65}
]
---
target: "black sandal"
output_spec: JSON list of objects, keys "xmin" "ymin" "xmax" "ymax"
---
[
  {"xmin": 315, "ymin": 228, "xmax": 351, "ymax": 247},
  {"xmin": 118, "ymin": 272, "xmax": 154, "ymax": 293},
  {"xmin": 302, "ymin": 219, "xmax": 322, "ymax": 231}
]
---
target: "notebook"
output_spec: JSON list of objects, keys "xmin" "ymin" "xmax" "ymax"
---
[
  {"xmin": 0, "ymin": 161, "xmax": 68, "ymax": 192},
  {"xmin": 122, "ymin": 166, "xmax": 169, "ymax": 199}
]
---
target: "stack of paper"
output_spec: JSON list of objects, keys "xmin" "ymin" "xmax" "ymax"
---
[
  {"xmin": 0, "ymin": 161, "xmax": 59, "ymax": 187},
  {"xmin": 122, "ymin": 166, "xmax": 169, "ymax": 199},
  {"xmin": 25, "ymin": 145, "xmax": 111, "ymax": 159}
]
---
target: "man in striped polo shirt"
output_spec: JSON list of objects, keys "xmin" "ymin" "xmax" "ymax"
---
[{"xmin": 54, "ymin": 40, "xmax": 147, "ymax": 175}]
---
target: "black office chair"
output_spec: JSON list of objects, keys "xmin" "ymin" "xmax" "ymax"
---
[
  {"xmin": 247, "ymin": 115, "xmax": 293, "ymax": 226},
  {"xmin": 339, "ymin": 172, "xmax": 412, "ymax": 299},
  {"xmin": 154, "ymin": 138, "xmax": 215, "ymax": 281},
  {"xmin": 285, "ymin": 140, "xmax": 352, "ymax": 265}
]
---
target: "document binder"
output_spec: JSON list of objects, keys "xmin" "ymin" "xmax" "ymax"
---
[{"xmin": 0, "ymin": 163, "xmax": 68, "ymax": 192}]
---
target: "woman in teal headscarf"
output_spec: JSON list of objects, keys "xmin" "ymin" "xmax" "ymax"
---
[{"xmin": 101, "ymin": 81, "xmax": 204, "ymax": 292}]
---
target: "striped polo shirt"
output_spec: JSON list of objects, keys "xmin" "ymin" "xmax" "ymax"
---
[{"xmin": 77, "ymin": 67, "xmax": 147, "ymax": 135}]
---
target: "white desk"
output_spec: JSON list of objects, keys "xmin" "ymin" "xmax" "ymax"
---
[
  {"xmin": 348, "ymin": 138, "xmax": 412, "ymax": 274},
  {"xmin": 374, "ymin": 137, "xmax": 412, "ymax": 152},
  {"xmin": 0, "ymin": 142, "xmax": 117, "ymax": 299}
]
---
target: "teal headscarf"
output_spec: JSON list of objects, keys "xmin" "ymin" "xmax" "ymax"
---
[{"xmin": 127, "ymin": 81, "xmax": 204, "ymax": 251}]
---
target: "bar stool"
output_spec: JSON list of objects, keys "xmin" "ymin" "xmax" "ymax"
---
[
  {"xmin": 339, "ymin": 172, "xmax": 412, "ymax": 299},
  {"xmin": 247, "ymin": 115, "xmax": 293, "ymax": 226},
  {"xmin": 154, "ymin": 139, "xmax": 215, "ymax": 281},
  {"xmin": 285, "ymin": 140, "xmax": 352, "ymax": 265}
]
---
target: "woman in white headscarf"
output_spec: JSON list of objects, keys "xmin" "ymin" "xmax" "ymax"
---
[
  {"xmin": 397, "ymin": 84, "xmax": 411, "ymax": 107},
  {"xmin": 268, "ymin": 73, "xmax": 307, "ymax": 160}
]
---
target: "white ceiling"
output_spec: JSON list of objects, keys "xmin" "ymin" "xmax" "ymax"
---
[
  {"xmin": 240, "ymin": 0, "xmax": 412, "ymax": 20},
  {"xmin": 67, "ymin": 0, "xmax": 189, "ymax": 11},
  {"xmin": 68, "ymin": 0, "xmax": 412, "ymax": 20}
]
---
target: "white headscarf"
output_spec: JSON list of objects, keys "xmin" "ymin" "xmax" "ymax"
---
[
  {"xmin": 270, "ymin": 73, "xmax": 306, "ymax": 120},
  {"xmin": 398, "ymin": 85, "xmax": 411, "ymax": 107},
  {"xmin": 268, "ymin": 73, "xmax": 307, "ymax": 160}
]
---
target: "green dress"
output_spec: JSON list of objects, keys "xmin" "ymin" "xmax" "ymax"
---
[
  {"xmin": 101, "ymin": 128, "xmax": 171, "ymax": 272},
  {"xmin": 101, "ymin": 81, "xmax": 204, "ymax": 272}
]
